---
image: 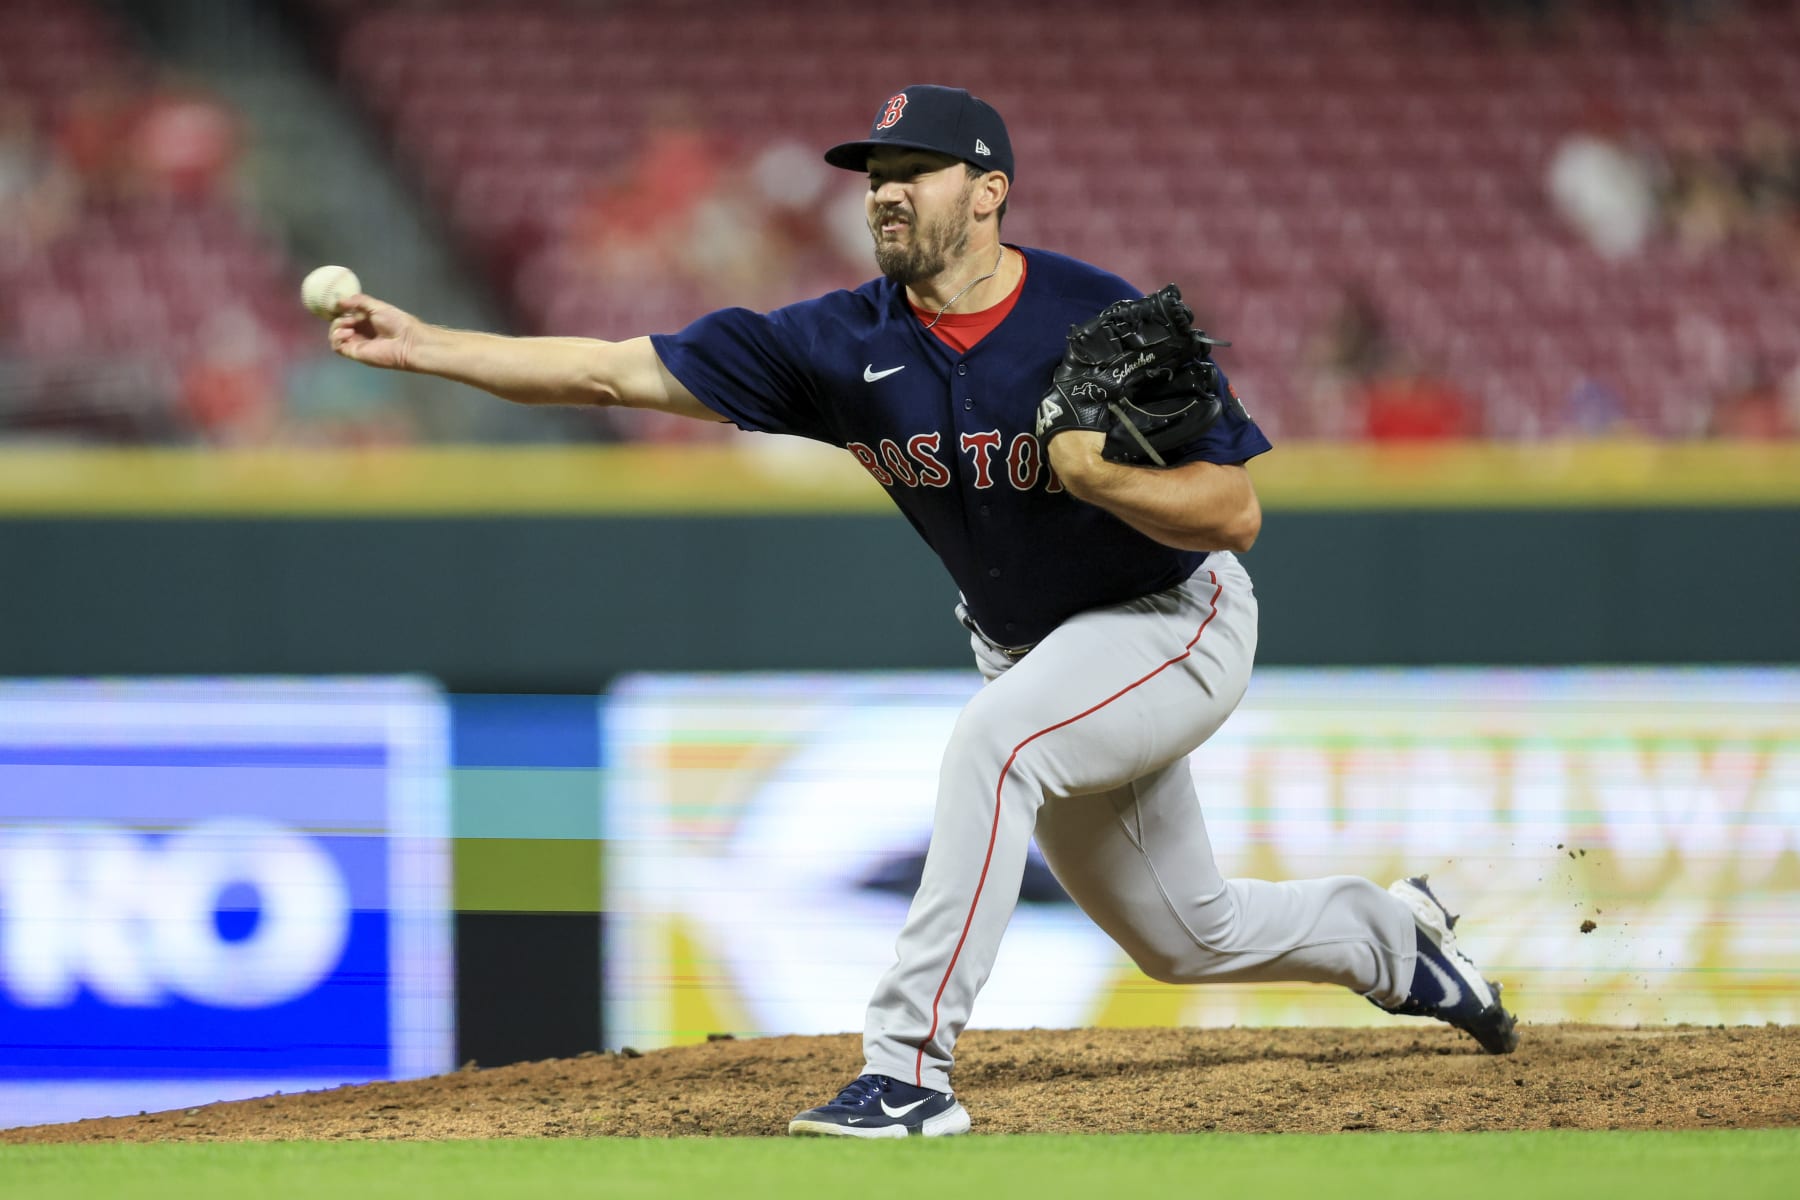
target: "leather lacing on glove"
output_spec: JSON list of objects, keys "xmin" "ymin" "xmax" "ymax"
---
[{"xmin": 1035, "ymin": 284, "xmax": 1231, "ymax": 467}]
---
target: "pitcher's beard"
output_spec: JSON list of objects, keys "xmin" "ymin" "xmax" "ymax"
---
[{"xmin": 873, "ymin": 214, "xmax": 970, "ymax": 287}]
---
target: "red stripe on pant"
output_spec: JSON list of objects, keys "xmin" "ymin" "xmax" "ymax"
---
[{"xmin": 914, "ymin": 571, "xmax": 1226, "ymax": 1086}]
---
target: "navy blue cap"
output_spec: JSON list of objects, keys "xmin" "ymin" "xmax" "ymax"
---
[{"xmin": 824, "ymin": 85, "xmax": 1014, "ymax": 180}]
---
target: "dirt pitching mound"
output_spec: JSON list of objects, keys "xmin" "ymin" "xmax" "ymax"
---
[{"xmin": 6, "ymin": 1024, "xmax": 1797, "ymax": 1142}]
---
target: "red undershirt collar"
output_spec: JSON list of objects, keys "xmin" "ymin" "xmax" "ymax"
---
[{"xmin": 909, "ymin": 249, "xmax": 1028, "ymax": 353}]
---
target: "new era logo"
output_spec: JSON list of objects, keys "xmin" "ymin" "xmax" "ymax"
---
[{"xmin": 975, "ymin": 138, "xmax": 991, "ymax": 156}]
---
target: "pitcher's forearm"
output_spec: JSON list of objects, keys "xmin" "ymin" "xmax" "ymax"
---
[
  {"xmin": 407, "ymin": 326, "xmax": 615, "ymax": 407},
  {"xmin": 1049, "ymin": 433, "xmax": 1262, "ymax": 553},
  {"xmin": 1082, "ymin": 462, "xmax": 1260, "ymax": 552}
]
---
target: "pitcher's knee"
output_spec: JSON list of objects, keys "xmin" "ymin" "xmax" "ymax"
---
[
  {"xmin": 1129, "ymin": 948, "xmax": 1206, "ymax": 985},
  {"xmin": 1119, "ymin": 895, "xmax": 1242, "ymax": 984},
  {"xmin": 1127, "ymin": 926, "xmax": 1254, "ymax": 982},
  {"xmin": 1183, "ymin": 882, "xmax": 1247, "ymax": 951}
]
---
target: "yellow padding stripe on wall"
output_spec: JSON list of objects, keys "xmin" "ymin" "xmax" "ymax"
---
[{"xmin": 0, "ymin": 441, "xmax": 1796, "ymax": 516}]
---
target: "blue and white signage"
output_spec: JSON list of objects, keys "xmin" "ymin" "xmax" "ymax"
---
[{"xmin": 0, "ymin": 678, "xmax": 454, "ymax": 1129}]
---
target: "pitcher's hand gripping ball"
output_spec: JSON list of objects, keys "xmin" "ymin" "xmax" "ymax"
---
[
  {"xmin": 301, "ymin": 265, "xmax": 363, "ymax": 319},
  {"xmin": 1034, "ymin": 283, "xmax": 1229, "ymax": 466}
]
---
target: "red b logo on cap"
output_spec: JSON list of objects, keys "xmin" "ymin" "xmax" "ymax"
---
[{"xmin": 876, "ymin": 92, "xmax": 907, "ymax": 130}]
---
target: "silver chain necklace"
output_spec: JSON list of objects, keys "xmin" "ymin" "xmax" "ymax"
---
[{"xmin": 921, "ymin": 245, "xmax": 1007, "ymax": 332}]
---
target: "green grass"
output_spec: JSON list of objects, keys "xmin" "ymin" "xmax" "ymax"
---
[{"xmin": 3, "ymin": 1130, "xmax": 1796, "ymax": 1200}]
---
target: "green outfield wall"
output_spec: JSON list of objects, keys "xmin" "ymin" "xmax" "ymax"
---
[
  {"xmin": 1, "ymin": 443, "xmax": 1796, "ymax": 682},
  {"xmin": 3, "ymin": 443, "xmax": 1795, "ymax": 1068}
]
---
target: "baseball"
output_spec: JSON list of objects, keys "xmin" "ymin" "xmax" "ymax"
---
[{"xmin": 300, "ymin": 265, "xmax": 362, "ymax": 319}]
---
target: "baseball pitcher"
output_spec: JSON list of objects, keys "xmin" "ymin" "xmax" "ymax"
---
[{"xmin": 329, "ymin": 84, "xmax": 1517, "ymax": 1139}]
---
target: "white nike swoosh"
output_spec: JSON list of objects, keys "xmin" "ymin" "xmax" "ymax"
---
[
  {"xmin": 879, "ymin": 1097, "xmax": 929, "ymax": 1119},
  {"xmin": 864, "ymin": 364, "xmax": 906, "ymax": 382},
  {"xmin": 1420, "ymin": 953, "xmax": 1463, "ymax": 1009}
]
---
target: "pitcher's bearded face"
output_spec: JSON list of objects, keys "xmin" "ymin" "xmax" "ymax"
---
[
  {"xmin": 866, "ymin": 152, "xmax": 976, "ymax": 286},
  {"xmin": 871, "ymin": 193, "xmax": 973, "ymax": 285}
]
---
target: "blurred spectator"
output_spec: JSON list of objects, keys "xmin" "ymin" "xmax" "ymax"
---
[
  {"xmin": 572, "ymin": 101, "xmax": 722, "ymax": 284},
  {"xmin": 1546, "ymin": 101, "xmax": 1657, "ymax": 260},
  {"xmin": 0, "ymin": 95, "xmax": 78, "ymax": 263},
  {"xmin": 682, "ymin": 156, "xmax": 783, "ymax": 310},
  {"xmin": 684, "ymin": 139, "xmax": 870, "ymax": 309},
  {"xmin": 180, "ymin": 312, "xmax": 282, "ymax": 445},
  {"xmin": 1299, "ymin": 284, "xmax": 1395, "ymax": 438},
  {"xmin": 1657, "ymin": 118, "xmax": 1800, "ymax": 272},
  {"xmin": 53, "ymin": 71, "xmax": 238, "ymax": 205},
  {"xmin": 1359, "ymin": 359, "xmax": 1481, "ymax": 441},
  {"xmin": 1560, "ymin": 377, "xmax": 1637, "ymax": 438},
  {"xmin": 1315, "ymin": 284, "xmax": 1393, "ymax": 379},
  {"xmin": 1737, "ymin": 120, "xmax": 1800, "ymax": 217},
  {"xmin": 0, "ymin": 99, "xmax": 36, "ymax": 206},
  {"xmin": 1660, "ymin": 124, "xmax": 1744, "ymax": 257},
  {"xmin": 54, "ymin": 75, "xmax": 141, "ymax": 201},
  {"xmin": 568, "ymin": 118, "xmax": 868, "ymax": 321},
  {"xmin": 1707, "ymin": 359, "xmax": 1797, "ymax": 439},
  {"xmin": 1735, "ymin": 118, "xmax": 1800, "ymax": 277},
  {"xmin": 129, "ymin": 81, "xmax": 239, "ymax": 201}
]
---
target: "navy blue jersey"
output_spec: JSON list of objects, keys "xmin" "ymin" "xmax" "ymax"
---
[{"xmin": 650, "ymin": 246, "xmax": 1272, "ymax": 648}]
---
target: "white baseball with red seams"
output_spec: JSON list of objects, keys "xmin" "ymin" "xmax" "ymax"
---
[
  {"xmin": 858, "ymin": 552, "xmax": 1419, "ymax": 1093},
  {"xmin": 300, "ymin": 265, "xmax": 362, "ymax": 320}
]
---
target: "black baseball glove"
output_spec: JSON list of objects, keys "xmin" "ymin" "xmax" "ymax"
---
[{"xmin": 1034, "ymin": 284, "xmax": 1229, "ymax": 467}]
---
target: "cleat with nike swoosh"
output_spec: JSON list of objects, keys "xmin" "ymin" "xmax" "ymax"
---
[
  {"xmin": 1380, "ymin": 876, "xmax": 1519, "ymax": 1055},
  {"xmin": 788, "ymin": 1073, "xmax": 970, "ymax": 1138}
]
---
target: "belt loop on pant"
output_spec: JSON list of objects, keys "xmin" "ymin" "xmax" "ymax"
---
[{"xmin": 959, "ymin": 610, "xmax": 1036, "ymax": 661}]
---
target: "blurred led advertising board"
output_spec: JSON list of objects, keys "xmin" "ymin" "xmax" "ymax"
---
[
  {"xmin": 0, "ymin": 679, "xmax": 453, "ymax": 1129},
  {"xmin": 604, "ymin": 669, "xmax": 1800, "ymax": 1050}
]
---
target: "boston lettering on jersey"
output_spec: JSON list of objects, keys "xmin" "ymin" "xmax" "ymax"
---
[{"xmin": 650, "ymin": 247, "xmax": 1272, "ymax": 648}]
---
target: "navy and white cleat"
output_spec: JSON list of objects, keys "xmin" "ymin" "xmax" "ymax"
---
[
  {"xmin": 788, "ymin": 1073, "xmax": 971, "ymax": 1138},
  {"xmin": 1382, "ymin": 876, "xmax": 1519, "ymax": 1055}
]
